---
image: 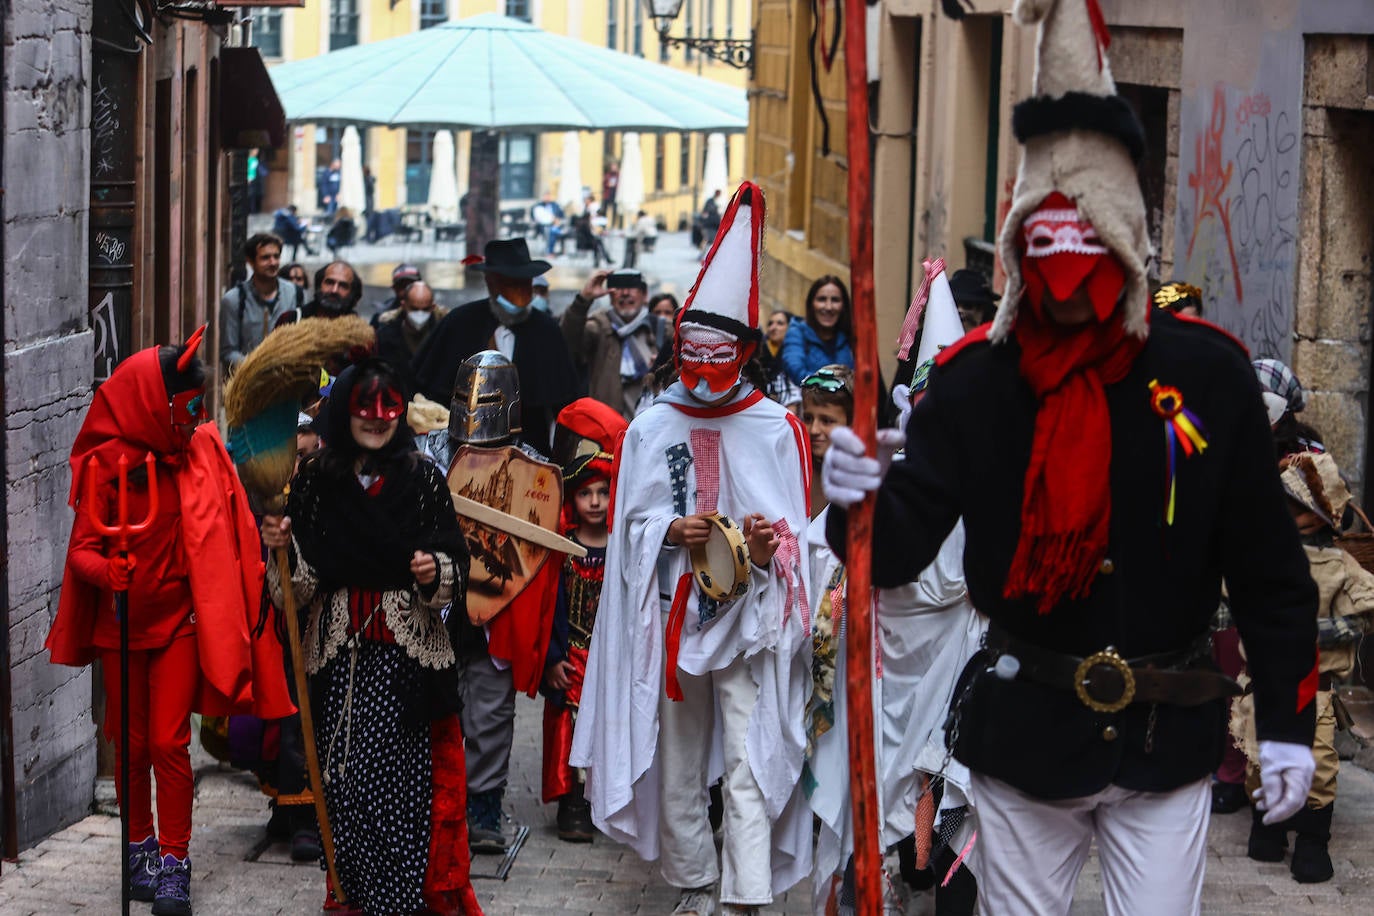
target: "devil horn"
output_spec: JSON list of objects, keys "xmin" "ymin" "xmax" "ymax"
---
[{"xmin": 177, "ymin": 324, "xmax": 207, "ymax": 373}]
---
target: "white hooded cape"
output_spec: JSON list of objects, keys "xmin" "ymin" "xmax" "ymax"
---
[
  {"xmin": 570, "ymin": 382, "xmax": 814, "ymax": 895},
  {"xmin": 804, "ymin": 508, "xmax": 985, "ymax": 912}
]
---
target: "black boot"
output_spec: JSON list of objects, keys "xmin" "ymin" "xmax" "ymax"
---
[
  {"xmin": 288, "ymin": 806, "xmax": 322, "ymax": 863},
  {"xmin": 556, "ymin": 788, "xmax": 594, "ymax": 843},
  {"xmin": 1247, "ymin": 806, "xmax": 1289, "ymax": 863},
  {"xmin": 1290, "ymin": 803, "xmax": 1334, "ymax": 883}
]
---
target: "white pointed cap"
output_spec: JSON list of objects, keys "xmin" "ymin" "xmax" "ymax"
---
[
  {"xmin": 916, "ymin": 268, "xmax": 963, "ymax": 365},
  {"xmin": 679, "ymin": 182, "xmax": 764, "ymax": 339}
]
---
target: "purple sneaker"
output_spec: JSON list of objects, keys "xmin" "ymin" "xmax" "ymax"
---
[
  {"xmin": 127, "ymin": 836, "xmax": 159, "ymax": 902},
  {"xmin": 151, "ymin": 853, "xmax": 192, "ymax": 916}
]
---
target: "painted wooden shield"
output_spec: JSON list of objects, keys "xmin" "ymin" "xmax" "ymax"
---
[{"xmin": 447, "ymin": 444, "xmax": 562, "ymax": 624}]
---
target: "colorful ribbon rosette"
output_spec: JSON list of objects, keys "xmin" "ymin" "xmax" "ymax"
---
[{"xmin": 1149, "ymin": 379, "xmax": 1209, "ymax": 525}]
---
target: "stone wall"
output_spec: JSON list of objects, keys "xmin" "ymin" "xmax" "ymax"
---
[
  {"xmin": 5, "ymin": 0, "xmax": 97, "ymax": 845},
  {"xmin": 1296, "ymin": 35, "xmax": 1374, "ymax": 499}
]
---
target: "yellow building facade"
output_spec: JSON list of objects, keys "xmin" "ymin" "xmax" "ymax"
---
[{"xmin": 254, "ymin": 0, "xmax": 751, "ymax": 232}]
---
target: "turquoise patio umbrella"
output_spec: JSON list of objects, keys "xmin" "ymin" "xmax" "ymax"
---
[{"xmin": 267, "ymin": 13, "xmax": 748, "ymax": 133}]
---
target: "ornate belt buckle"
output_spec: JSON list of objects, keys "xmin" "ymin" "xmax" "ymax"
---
[{"xmin": 1074, "ymin": 646, "xmax": 1136, "ymax": 713}]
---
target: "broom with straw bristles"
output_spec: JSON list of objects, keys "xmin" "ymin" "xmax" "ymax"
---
[{"xmin": 224, "ymin": 314, "xmax": 374, "ymax": 906}]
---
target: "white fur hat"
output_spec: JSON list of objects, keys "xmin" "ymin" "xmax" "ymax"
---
[
  {"xmin": 991, "ymin": 0, "xmax": 1151, "ymax": 343},
  {"xmin": 679, "ymin": 182, "xmax": 764, "ymax": 341}
]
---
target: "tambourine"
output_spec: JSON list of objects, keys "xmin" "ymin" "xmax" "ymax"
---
[{"xmin": 689, "ymin": 514, "xmax": 751, "ymax": 601}]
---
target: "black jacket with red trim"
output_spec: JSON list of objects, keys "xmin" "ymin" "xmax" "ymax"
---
[{"xmin": 828, "ymin": 310, "xmax": 1317, "ymax": 799}]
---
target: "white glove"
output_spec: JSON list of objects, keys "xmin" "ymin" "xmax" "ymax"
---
[
  {"xmin": 1254, "ymin": 740, "xmax": 1315, "ymax": 824},
  {"xmin": 891, "ymin": 384, "xmax": 914, "ymax": 436},
  {"xmin": 821, "ymin": 426, "xmax": 904, "ymax": 508}
]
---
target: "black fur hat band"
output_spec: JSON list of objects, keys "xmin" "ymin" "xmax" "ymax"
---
[{"xmin": 1012, "ymin": 92, "xmax": 1146, "ymax": 164}]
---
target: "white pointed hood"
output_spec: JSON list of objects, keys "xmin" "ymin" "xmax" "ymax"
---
[
  {"xmin": 678, "ymin": 181, "xmax": 764, "ymax": 343},
  {"xmin": 895, "ymin": 258, "xmax": 964, "ymax": 372}
]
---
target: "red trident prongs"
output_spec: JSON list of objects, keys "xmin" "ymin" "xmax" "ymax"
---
[{"xmin": 83, "ymin": 453, "xmax": 159, "ymax": 556}]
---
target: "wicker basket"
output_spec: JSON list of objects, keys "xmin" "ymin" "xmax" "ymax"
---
[{"xmin": 1336, "ymin": 503, "xmax": 1374, "ymax": 574}]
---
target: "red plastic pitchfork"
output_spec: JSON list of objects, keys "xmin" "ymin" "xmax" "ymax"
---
[{"xmin": 84, "ymin": 453, "xmax": 158, "ymax": 916}]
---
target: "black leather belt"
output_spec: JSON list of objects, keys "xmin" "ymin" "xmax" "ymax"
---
[{"xmin": 985, "ymin": 624, "xmax": 1242, "ymax": 714}]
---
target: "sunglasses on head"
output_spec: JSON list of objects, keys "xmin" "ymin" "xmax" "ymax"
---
[{"xmin": 801, "ymin": 368, "xmax": 853, "ymax": 394}]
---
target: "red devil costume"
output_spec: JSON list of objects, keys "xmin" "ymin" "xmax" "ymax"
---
[
  {"xmin": 48, "ymin": 327, "xmax": 293, "ymax": 911},
  {"xmin": 825, "ymin": 2, "xmax": 1318, "ymax": 914},
  {"xmin": 540, "ymin": 398, "xmax": 628, "ymax": 835}
]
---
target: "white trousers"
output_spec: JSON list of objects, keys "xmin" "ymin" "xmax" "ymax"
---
[
  {"xmin": 968, "ymin": 773, "xmax": 1210, "ymax": 916},
  {"xmin": 658, "ymin": 654, "xmax": 772, "ymax": 905}
]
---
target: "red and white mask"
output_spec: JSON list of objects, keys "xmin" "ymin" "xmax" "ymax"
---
[
  {"xmin": 677, "ymin": 322, "xmax": 753, "ymax": 397},
  {"xmin": 1019, "ymin": 192, "xmax": 1125, "ymax": 323}
]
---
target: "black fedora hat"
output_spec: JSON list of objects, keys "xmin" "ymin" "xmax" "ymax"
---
[
  {"xmin": 947, "ymin": 268, "xmax": 1000, "ymax": 307},
  {"xmin": 473, "ymin": 238, "xmax": 552, "ymax": 279}
]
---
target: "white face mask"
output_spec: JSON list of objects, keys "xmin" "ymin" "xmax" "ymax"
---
[{"xmin": 406, "ymin": 309, "xmax": 432, "ymax": 329}]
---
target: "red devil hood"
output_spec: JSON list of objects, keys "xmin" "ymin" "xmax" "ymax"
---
[{"xmin": 68, "ymin": 347, "xmax": 182, "ymax": 506}]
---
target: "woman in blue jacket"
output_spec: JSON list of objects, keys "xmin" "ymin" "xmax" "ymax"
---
[{"xmin": 782, "ymin": 275, "xmax": 855, "ymax": 385}]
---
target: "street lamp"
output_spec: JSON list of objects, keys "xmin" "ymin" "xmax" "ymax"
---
[{"xmin": 642, "ymin": 0, "xmax": 755, "ymax": 72}]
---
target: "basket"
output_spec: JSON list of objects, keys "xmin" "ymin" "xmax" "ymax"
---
[{"xmin": 1336, "ymin": 503, "xmax": 1374, "ymax": 574}]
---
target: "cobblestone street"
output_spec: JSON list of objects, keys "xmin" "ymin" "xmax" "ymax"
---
[{"xmin": 2, "ymin": 690, "xmax": 1372, "ymax": 915}]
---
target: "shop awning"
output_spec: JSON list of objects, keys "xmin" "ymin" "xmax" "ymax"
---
[{"xmin": 221, "ymin": 47, "xmax": 287, "ymax": 149}]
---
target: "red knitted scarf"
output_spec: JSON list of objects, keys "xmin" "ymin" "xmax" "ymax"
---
[{"xmin": 1005, "ymin": 304, "xmax": 1145, "ymax": 613}]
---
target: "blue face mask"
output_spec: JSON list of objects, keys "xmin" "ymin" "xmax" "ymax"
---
[
  {"xmin": 494, "ymin": 294, "xmax": 526, "ymax": 315},
  {"xmin": 530, "ymin": 294, "xmax": 549, "ymax": 313}
]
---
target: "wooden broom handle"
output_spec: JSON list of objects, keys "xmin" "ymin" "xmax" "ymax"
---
[{"xmin": 275, "ymin": 546, "xmax": 348, "ymax": 905}]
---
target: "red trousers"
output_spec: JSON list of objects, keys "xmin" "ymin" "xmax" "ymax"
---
[{"xmin": 100, "ymin": 632, "xmax": 199, "ymax": 858}]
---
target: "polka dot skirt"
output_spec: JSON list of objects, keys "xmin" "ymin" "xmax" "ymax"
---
[{"xmin": 317, "ymin": 641, "xmax": 432, "ymax": 914}]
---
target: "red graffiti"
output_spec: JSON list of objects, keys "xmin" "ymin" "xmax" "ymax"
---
[
  {"xmin": 1186, "ymin": 85, "xmax": 1243, "ymax": 302},
  {"xmin": 1235, "ymin": 93, "xmax": 1271, "ymax": 126}
]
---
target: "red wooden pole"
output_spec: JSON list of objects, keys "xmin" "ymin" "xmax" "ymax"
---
[{"xmin": 841, "ymin": 0, "xmax": 882, "ymax": 912}]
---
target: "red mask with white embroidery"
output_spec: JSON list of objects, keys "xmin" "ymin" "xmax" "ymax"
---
[
  {"xmin": 1019, "ymin": 191, "xmax": 1125, "ymax": 323},
  {"xmin": 677, "ymin": 322, "xmax": 754, "ymax": 396}
]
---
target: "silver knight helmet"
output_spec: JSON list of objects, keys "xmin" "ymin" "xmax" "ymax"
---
[{"xmin": 449, "ymin": 349, "xmax": 523, "ymax": 445}]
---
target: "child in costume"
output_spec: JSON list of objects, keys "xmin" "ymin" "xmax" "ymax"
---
[
  {"xmin": 541, "ymin": 398, "xmax": 629, "ymax": 842},
  {"xmin": 804, "ymin": 265, "xmax": 982, "ymax": 916},
  {"xmin": 571, "ymin": 183, "xmax": 814, "ymax": 916},
  {"xmin": 261, "ymin": 358, "xmax": 482, "ymax": 916},
  {"xmin": 1235, "ymin": 450, "xmax": 1374, "ymax": 884},
  {"xmin": 48, "ymin": 327, "xmax": 294, "ymax": 916}
]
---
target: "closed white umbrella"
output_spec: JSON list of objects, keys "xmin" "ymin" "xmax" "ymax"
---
[
  {"xmin": 428, "ymin": 130, "xmax": 459, "ymax": 222},
  {"xmin": 617, "ymin": 132, "xmax": 645, "ymax": 215},
  {"xmin": 336, "ymin": 126, "xmax": 367, "ymax": 213},
  {"xmin": 701, "ymin": 132, "xmax": 728, "ymax": 206},
  {"xmin": 559, "ymin": 131, "xmax": 582, "ymax": 205}
]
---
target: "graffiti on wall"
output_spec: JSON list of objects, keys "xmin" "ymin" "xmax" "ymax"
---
[{"xmin": 1175, "ymin": 32, "xmax": 1301, "ymax": 361}]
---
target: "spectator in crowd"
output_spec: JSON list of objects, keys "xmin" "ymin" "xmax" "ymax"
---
[
  {"xmin": 562, "ymin": 268, "xmax": 668, "ymax": 420},
  {"xmin": 275, "ymin": 260, "xmax": 364, "ymax": 327},
  {"xmin": 283, "ymin": 263, "xmax": 309, "ymax": 297},
  {"xmin": 326, "ymin": 208, "xmax": 357, "ymax": 258},
  {"xmin": 372, "ymin": 264, "xmax": 423, "ymax": 325},
  {"xmin": 781, "ymin": 275, "xmax": 855, "ymax": 385},
  {"xmin": 375, "ymin": 281, "xmax": 445, "ymax": 386},
  {"xmin": 623, "ymin": 210, "xmax": 658, "ymax": 269},
  {"xmin": 272, "ymin": 205, "xmax": 313, "ymax": 261},
  {"xmin": 696, "ymin": 189, "xmax": 723, "ymax": 254},
  {"xmin": 532, "ymin": 192, "xmax": 567, "ymax": 255},
  {"xmin": 759, "ymin": 308, "xmax": 800, "ymax": 409},
  {"xmin": 411, "ymin": 238, "xmax": 580, "ymax": 450},
  {"xmin": 320, "ymin": 158, "xmax": 342, "ymax": 216},
  {"xmin": 601, "ymin": 160, "xmax": 620, "ymax": 228},
  {"xmin": 948, "ymin": 268, "xmax": 1001, "ymax": 332},
  {"xmin": 219, "ymin": 232, "xmax": 299, "ymax": 372},
  {"xmin": 531, "ymin": 274, "xmax": 551, "ymax": 313}
]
